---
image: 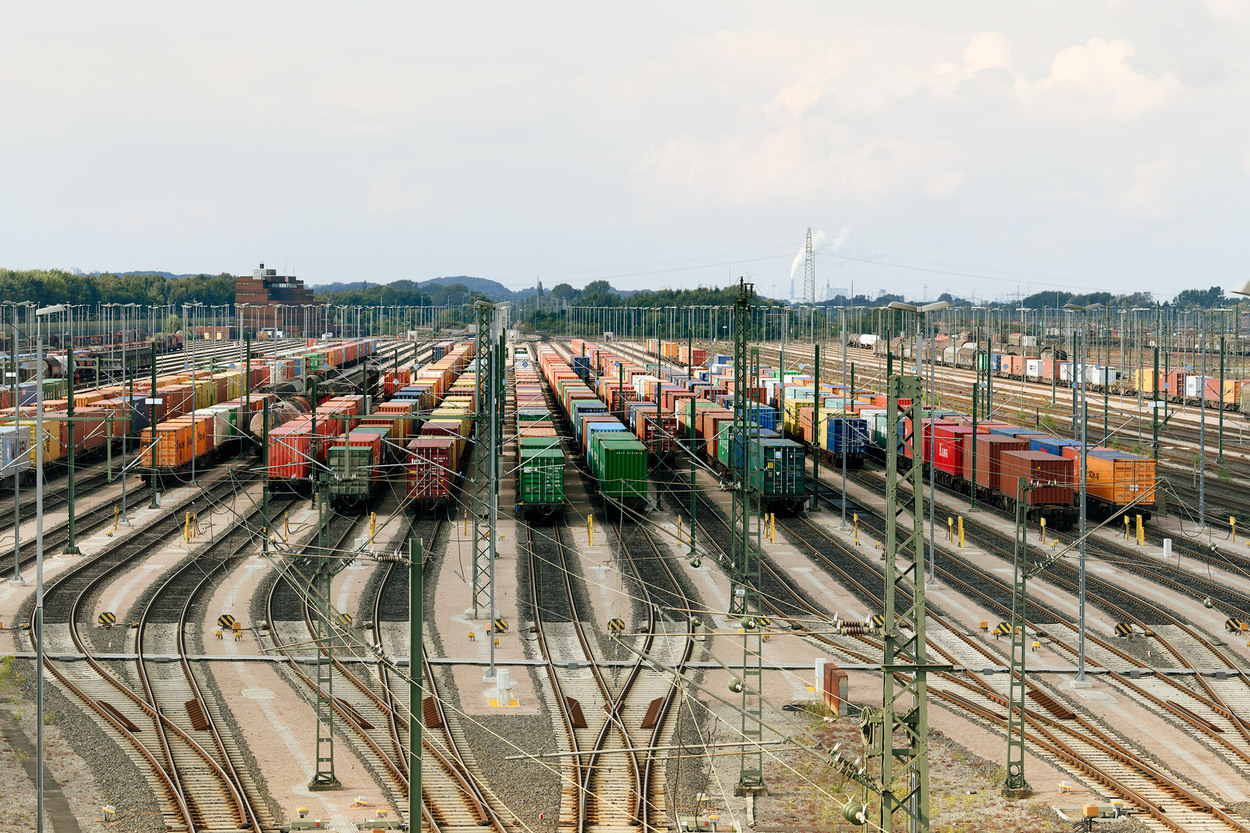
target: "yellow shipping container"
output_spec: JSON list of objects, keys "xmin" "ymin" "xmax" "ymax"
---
[
  {"xmin": 17, "ymin": 418, "xmax": 63, "ymax": 465},
  {"xmin": 1084, "ymin": 455, "xmax": 1156, "ymax": 509},
  {"xmin": 783, "ymin": 399, "xmax": 814, "ymax": 435},
  {"xmin": 1132, "ymin": 369, "xmax": 1157, "ymax": 395}
]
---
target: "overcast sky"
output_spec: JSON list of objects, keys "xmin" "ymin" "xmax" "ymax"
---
[{"xmin": 2, "ymin": 2, "xmax": 1247, "ymax": 302}]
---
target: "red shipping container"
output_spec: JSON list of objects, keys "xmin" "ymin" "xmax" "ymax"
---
[
  {"xmin": 904, "ymin": 418, "xmax": 954, "ymax": 461},
  {"xmin": 338, "ymin": 429, "xmax": 383, "ymax": 468},
  {"xmin": 931, "ymin": 424, "xmax": 982, "ymax": 478},
  {"xmin": 963, "ymin": 434, "xmax": 1029, "ymax": 491},
  {"xmin": 1000, "ymin": 450, "xmax": 1074, "ymax": 506},
  {"xmin": 74, "ymin": 406, "xmax": 109, "ymax": 452},
  {"xmin": 1163, "ymin": 371, "xmax": 1186, "ymax": 398},
  {"xmin": 635, "ymin": 411, "xmax": 677, "ymax": 456},
  {"xmin": 269, "ymin": 420, "xmax": 314, "ymax": 479}
]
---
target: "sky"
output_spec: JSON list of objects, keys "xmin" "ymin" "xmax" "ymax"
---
[{"xmin": 2, "ymin": 2, "xmax": 1248, "ymax": 302}]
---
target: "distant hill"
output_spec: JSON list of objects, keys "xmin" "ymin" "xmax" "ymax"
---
[
  {"xmin": 311, "ymin": 276, "xmax": 520, "ymax": 300},
  {"xmin": 311, "ymin": 275, "xmax": 634, "ymax": 302}
]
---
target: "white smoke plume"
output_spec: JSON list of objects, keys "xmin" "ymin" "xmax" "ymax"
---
[{"xmin": 787, "ymin": 228, "xmax": 850, "ymax": 299}]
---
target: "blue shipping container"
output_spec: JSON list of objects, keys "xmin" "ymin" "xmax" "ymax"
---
[
  {"xmin": 1029, "ymin": 436, "xmax": 1079, "ymax": 456},
  {"xmin": 585, "ymin": 422, "xmax": 628, "ymax": 463},
  {"xmin": 827, "ymin": 417, "xmax": 868, "ymax": 456}
]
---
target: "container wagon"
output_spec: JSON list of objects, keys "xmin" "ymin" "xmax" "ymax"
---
[
  {"xmin": 405, "ymin": 342, "xmax": 477, "ymax": 511},
  {"xmin": 515, "ymin": 345, "xmax": 565, "ymax": 518}
]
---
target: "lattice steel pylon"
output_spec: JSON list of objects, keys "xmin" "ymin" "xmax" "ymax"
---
[
  {"xmin": 803, "ymin": 227, "xmax": 816, "ymax": 305},
  {"xmin": 862, "ymin": 373, "xmax": 930, "ymax": 830},
  {"xmin": 1003, "ymin": 476, "xmax": 1032, "ymax": 798},
  {"xmin": 471, "ymin": 302, "xmax": 498, "ymax": 623},
  {"xmin": 309, "ymin": 477, "xmax": 341, "ymax": 790},
  {"xmin": 728, "ymin": 278, "xmax": 766, "ymax": 795}
]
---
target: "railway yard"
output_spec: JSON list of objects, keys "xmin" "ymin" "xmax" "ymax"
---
[{"xmin": 4, "ymin": 312, "xmax": 1250, "ymax": 833}]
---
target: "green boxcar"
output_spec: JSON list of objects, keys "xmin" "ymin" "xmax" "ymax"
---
[
  {"xmin": 590, "ymin": 433, "xmax": 648, "ymax": 509},
  {"xmin": 518, "ymin": 446, "xmax": 565, "ymax": 515}
]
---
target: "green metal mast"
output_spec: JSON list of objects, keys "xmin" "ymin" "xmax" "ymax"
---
[
  {"xmin": 728, "ymin": 278, "xmax": 765, "ymax": 795},
  {"xmin": 309, "ymin": 475, "xmax": 340, "ymax": 790},
  {"xmin": 65, "ymin": 347, "xmax": 80, "ymax": 554},
  {"xmin": 688, "ymin": 397, "xmax": 697, "ymax": 565},
  {"xmin": 811, "ymin": 342, "xmax": 820, "ymax": 510},
  {"xmin": 149, "ymin": 340, "xmax": 160, "ymax": 509},
  {"xmin": 410, "ymin": 536, "xmax": 423, "ymax": 831},
  {"xmin": 1002, "ymin": 477, "xmax": 1032, "ymax": 798},
  {"xmin": 864, "ymin": 371, "xmax": 930, "ymax": 831}
]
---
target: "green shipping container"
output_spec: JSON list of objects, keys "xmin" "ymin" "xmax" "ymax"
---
[
  {"xmin": 518, "ymin": 447, "xmax": 564, "ymax": 509},
  {"xmin": 327, "ymin": 446, "xmax": 375, "ymax": 497},
  {"xmin": 591, "ymin": 433, "xmax": 648, "ymax": 507},
  {"xmin": 753, "ymin": 438, "xmax": 805, "ymax": 498}
]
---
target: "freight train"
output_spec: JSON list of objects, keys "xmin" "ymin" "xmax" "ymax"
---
[
  {"xmin": 538, "ymin": 344, "xmax": 649, "ymax": 512},
  {"xmin": 568, "ymin": 339, "xmax": 809, "ymax": 513},
  {"xmin": 404, "ymin": 344, "xmax": 477, "ymax": 510},
  {"xmin": 515, "ymin": 344, "xmax": 565, "ymax": 518},
  {"xmin": 607, "ymin": 338, "xmax": 1156, "ymax": 526},
  {"xmin": 296, "ymin": 342, "xmax": 475, "ymax": 509},
  {"xmin": 848, "ymin": 334, "xmax": 1250, "ymax": 416}
]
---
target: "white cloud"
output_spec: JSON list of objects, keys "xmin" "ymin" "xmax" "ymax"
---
[
  {"xmin": 925, "ymin": 171, "xmax": 967, "ymax": 198},
  {"xmin": 1206, "ymin": 0, "xmax": 1246, "ymax": 20},
  {"xmin": 1026, "ymin": 38, "xmax": 1181, "ymax": 118},
  {"xmin": 366, "ymin": 178, "xmax": 421, "ymax": 216},
  {"xmin": 963, "ymin": 32, "xmax": 1012, "ymax": 74},
  {"xmin": 776, "ymin": 73, "xmax": 827, "ymax": 117},
  {"xmin": 1114, "ymin": 157, "xmax": 1183, "ymax": 219}
]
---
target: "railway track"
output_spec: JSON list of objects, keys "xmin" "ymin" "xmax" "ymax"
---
[
  {"xmin": 528, "ymin": 344, "xmax": 696, "ymax": 833},
  {"xmin": 30, "ymin": 469, "xmax": 262, "ymax": 833},
  {"xmin": 131, "ymin": 492, "xmax": 305, "ymax": 833},
  {"xmin": 371, "ymin": 515, "xmax": 505, "ymax": 833},
  {"xmin": 652, "ymin": 452, "xmax": 1250, "ymax": 830},
  {"xmin": 263, "ymin": 511, "xmax": 410, "ymax": 811}
]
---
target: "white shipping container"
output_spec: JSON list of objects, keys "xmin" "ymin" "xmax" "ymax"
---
[
  {"xmin": 1025, "ymin": 359, "xmax": 1042, "ymax": 378},
  {"xmin": 1185, "ymin": 375, "xmax": 1212, "ymax": 398},
  {"xmin": 189, "ymin": 408, "xmax": 228, "ymax": 452},
  {"xmin": 0, "ymin": 425, "xmax": 31, "ymax": 478}
]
